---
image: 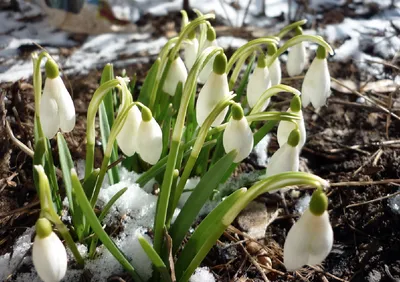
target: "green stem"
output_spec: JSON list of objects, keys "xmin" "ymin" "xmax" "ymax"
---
[
  {"xmin": 85, "ymin": 79, "xmax": 126, "ymax": 179},
  {"xmin": 222, "ymin": 172, "xmax": 328, "ymax": 225},
  {"xmin": 226, "ymin": 37, "xmax": 279, "ymax": 74},
  {"xmin": 168, "ymin": 95, "xmax": 235, "ymax": 223},
  {"xmin": 266, "ymin": 35, "xmax": 333, "ymax": 67},
  {"xmin": 276, "ymin": 19, "xmax": 308, "ymax": 39},
  {"xmin": 250, "ymin": 84, "xmax": 300, "ymax": 114},
  {"xmin": 153, "ymin": 46, "xmax": 223, "ymax": 255},
  {"xmin": 228, "ymin": 50, "xmax": 254, "ymax": 90}
]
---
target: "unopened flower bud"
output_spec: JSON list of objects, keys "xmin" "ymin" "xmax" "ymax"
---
[
  {"xmin": 33, "ymin": 218, "xmax": 68, "ymax": 282},
  {"xmin": 247, "ymin": 53, "xmax": 271, "ymax": 110},
  {"xmin": 163, "ymin": 56, "xmax": 188, "ymax": 96},
  {"xmin": 301, "ymin": 45, "xmax": 331, "ymax": 108}
]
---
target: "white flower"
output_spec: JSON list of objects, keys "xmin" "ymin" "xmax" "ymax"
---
[
  {"xmin": 32, "ymin": 231, "xmax": 68, "ymax": 282},
  {"xmin": 268, "ymin": 56, "xmax": 282, "ymax": 86},
  {"xmin": 277, "ymin": 109, "xmax": 306, "ymax": 148},
  {"xmin": 116, "ymin": 105, "xmax": 142, "ymax": 156},
  {"xmin": 40, "ymin": 76, "xmax": 76, "ymax": 139},
  {"xmin": 266, "ymin": 143, "xmax": 299, "ymax": 178},
  {"xmin": 247, "ymin": 65, "xmax": 271, "ymax": 110},
  {"xmin": 184, "ymin": 38, "xmax": 199, "ymax": 70},
  {"xmin": 223, "ymin": 115, "xmax": 253, "ymax": 163},
  {"xmin": 136, "ymin": 117, "xmax": 163, "ymax": 165},
  {"xmin": 284, "ymin": 209, "xmax": 333, "ymax": 270},
  {"xmin": 196, "ymin": 72, "xmax": 229, "ymax": 127},
  {"xmin": 301, "ymin": 57, "xmax": 331, "ymax": 108},
  {"xmin": 163, "ymin": 57, "xmax": 188, "ymax": 96},
  {"xmin": 287, "ymin": 42, "xmax": 307, "ymax": 77},
  {"xmin": 197, "ymin": 39, "xmax": 218, "ymax": 84}
]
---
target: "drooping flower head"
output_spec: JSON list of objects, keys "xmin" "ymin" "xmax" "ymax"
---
[
  {"xmin": 287, "ymin": 26, "xmax": 307, "ymax": 77},
  {"xmin": 32, "ymin": 218, "xmax": 68, "ymax": 282},
  {"xmin": 223, "ymin": 103, "xmax": 254, "ymax": 163},
  {"xmin": 184, "ymin": 30, "xmax": 199, "ymax": 71},
  {"xmin": 116, "ymin": 104, "xmax": 142, "ymax": 157},
  {"xmin": 198, "ymin": 26, "xmax": 218, "ymax": 84},
  {"xmin": 247, "ymin": 53, "xmax": 272, "ymax": 111},
  {"xmin": 196, "ymin": 52, "xmax": 229, "ymax": 127},
  {"xmin": 301, "ymin": 45, "xmax": 331, "ymax": 108},
  {"xmin": 266, "ymin": 129, "xmax": 300, "ymax": 178},
  {"xmin": 39, "ymin": 59, "xmax": 76, "ymax": 139},
  {"xmin": 163, "ymin": 56, "xmax": 188, "ymax": 96},
  {"xmin": 136, "ymin": 107, "xmax": 163, "ymax": 165},
  {"xmin": 284, "ymin": 189, "xmax": 333, "ymax": 270},
  {"xmin": 267, "ymin": 43, "xmax": 282, "ymax": 86},
  {"xmin": 277, "ymin": 95, "xmax": 306, "ymax": 149}
]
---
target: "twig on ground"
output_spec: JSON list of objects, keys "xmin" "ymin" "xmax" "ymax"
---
[
  {"xmin": 5, "ymin": 119, "xmax": 34, "ymax": 158},
  {"xmin": 352, "ymin": 149, "xmax": 382, "ymax": 176},
  {"xmin": 330, "ymin": 179, "xmax": 400, "ymax": 187},
  {"xmin": 346, "ymin": 190, "xmax": 400, "ymax": 208},
  {"xmin": 308, "ymin": 265, "xmax": 349, "ymax": 282}
]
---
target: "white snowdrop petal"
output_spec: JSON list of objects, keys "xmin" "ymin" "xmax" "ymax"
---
[
  {"xmin": 117, "ymin": 105, "xmax": 142, "ymax": 156},
  {"xmin": 268, "ymin": 57, "xmax": 282, "ymax": 86},
  {"xmin": 223, "ymin": 117, "xmax": 254, "ymax": 163},
  {"xmin": 266, "ymin": 143, "xmax": 299, "ymax": 178},
  {"xmin": 196, "ymin": 72, "xmax": 229, "ymax": 127},
  {"xmin": 57, "ymin": 86, "xmax": 76, "ymax": 133},
  {"xmin": 284, "ymin": 210, "xmax": 333, "ymax": 271},
  {"xmin": 162, "ymin": 57, "xmax": 188, "ymax": 96},
  {"xmin": 39, "ymin": 91, "xmax": 60, "ymax": 139},
  {"xmin": 287, "ymin": 43, "xmax": 307, "ymax": 77},
  {"xmin": 32, "ymin": 232, "xmax": 68, "ymax": 282},
  {"xmin": 308, "ymin": 211, "xmax": 334, "ymax": 264},
  {"xmin": 136, "ymin": 118, "xmax": 163, "ymax": 165},
  {"xmin": 277, "ymin": 109, "xmax": 306, "ymax": 148},
  {"xmin": 246, "ymin": 66, "xmax": 271, "ymax": 110},
  {"xmin": 184, "ymin": 38, "xmax": 199, "ymax": 70},
  {"xmin": 198, "ymin": 40, "xmax": 218, "ymax": 84},
  {"xmin": 301, "ymin": 58, "xmax": 331, "ymax": 108}
]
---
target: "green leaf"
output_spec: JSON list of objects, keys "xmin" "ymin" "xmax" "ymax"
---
[
  {"xmin": 71, "ymin": 169, "xmax": 143, "ymax": 281},
  {"xmin": 44, "ymin": 138, "xmax": 62, "ymax": 212},
  {"xmin": 57, "ymin": 133, "xmax": 86, "ymax": 241},
  {"xmin": 236, "ymin": 52, "xmax": 256, "ymax": 103},
  {"xmin": 99, "ymin": 64, "xmax": 120, "ymax": 185},
  {"xmin": 82, "ymin": 168, "xmax": 100, "ymax": 200},
  {"xmin": 89, "ymin": 187, "xmax": 128, "ymax": 258},
  {"xmin": 138, "ymin": 236, "xmax": 173, "ymax": 282},
  {"xmin": 174, "ymin": 188, "xmax": 247, "ymax": 282},
  {"xmin": 169, "ymin": 150, "xmax": 236, "ymax": 254},
  {"xmin": 33, "ymin": 137, "xmax": 46, "ymax": 195},
  {"xmin": 138, "ymin": 58, "xmax": 160, "ymax": 106}
]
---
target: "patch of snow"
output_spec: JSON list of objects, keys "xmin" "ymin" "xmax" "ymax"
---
[
  {"xmin": 217, "ymin": 36, "xmax": 248, "ymax": 50},
  {"xmin": 189, "ymin": 266, "xmax": 215, "ymax": 282},
  {"xmin": 295, "ymin": 194, "xmax": 311, "ymax": 214},
  {"xmin": 252, "ymin": 134, "xmax": 271, "ymax": 167},
  {"xmin": 388, "ymin": 190, "xmax": 400, "ymax": 214}
]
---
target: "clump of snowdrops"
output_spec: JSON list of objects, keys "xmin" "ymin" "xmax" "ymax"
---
[{"xmin": 30, "ymin": 10, "xmax": 334, "ymax": 282}]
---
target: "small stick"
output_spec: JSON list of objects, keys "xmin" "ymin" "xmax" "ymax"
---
[
  {"xmin": 330, "ymin": 179, "xmax": 400, "ymax": 187},
  {"xmin": 5, "ymin": 119, "xmax": 34, "ymax": 158},
  {"xmin": 346, "ymin": 190, "xmax": 400, "ymax": 208}
]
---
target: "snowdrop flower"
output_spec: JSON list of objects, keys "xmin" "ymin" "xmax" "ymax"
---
[
  {"xmin": 266, "ymin": 129, "xmax": 300, "ymax": 178},
  {"xmin": 116, "ymin": 105, "xmax": 142, "ymax": 156},
  {"xmin": 301, "ymin": 45, "xmax": 331, "ymax": 108},
  {"xmin": 247, "ymin": 53, "xmax": 272, "ymax": 111},
  {"xmin": 198, "ymin": 26, "xmax": 218, "ymax": 84},
  {"xmin": 223, "ymin": 103, "xmax": 253, "ymax": 163},
  {"xmin": 284, "ymin": 189, "xmax": 333, "ymax": 270},
  {"xmin": 162, "ymin": 56, "xmax": 188, "ymax": 96},
  {"xmin": 286, "ymin": 27, "xmax": 307, "ymax": 77},
  {"xmin": 33, "ymin": 218, "xmax": 67, "ymax": 282},
  {"xmin": 287, "ymin": 43, "xmax": 306, "ymax": 77},
  {"xmin": 267, "ymin": 44, "xmax": 281, "ymax": 86},
  {"xmin": 184, "ymin": 30, "xmax": 199, "ymax": 71},
  {"xmin": 277, "ymin": 96, "xmax": 306, "ymax": 148},
  {"xmin": 40, "ymin": 59, "xmax": 75, "ymax": 139},
  {"xmin": 196, "ymin": 52, "xmax": 229, "ymax": 127},
  {"xmin": 136, "ymin": 107, "xmax": 162, "ymax": 165}
]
